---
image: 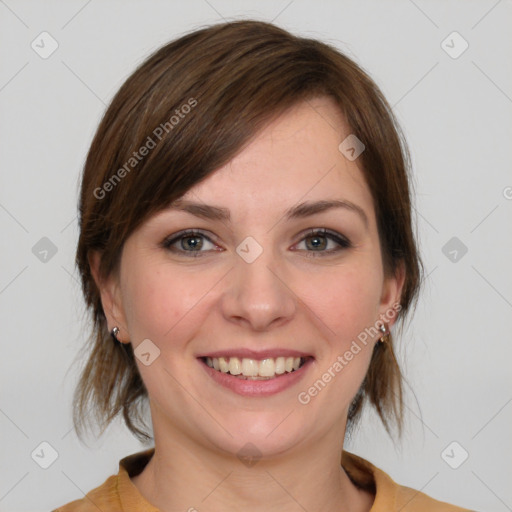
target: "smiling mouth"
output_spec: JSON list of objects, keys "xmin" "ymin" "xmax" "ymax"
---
[{"xmin": 200, "ymin": 356, "xmax": 311, "ymax": 380}]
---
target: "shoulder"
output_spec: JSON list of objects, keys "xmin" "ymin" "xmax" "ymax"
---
[
  {"xmin": 52, "ymin": 475, "xmax": 120, "ymax": 512},
  {"xmin": 52, "ymin": 449, "xmax": 156, "ymax": 512},
  {"xmin": 393, "ymin": 482, "xmax": 474, "ymax": 511},
  {"xmin": 341, "ymin": 450, "xmax": 474, "ymax": 512}
]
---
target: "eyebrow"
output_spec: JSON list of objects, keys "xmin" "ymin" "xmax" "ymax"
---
[{"xmin": 168, "ymin": 198, "xmax": 368, "ymax": 227}]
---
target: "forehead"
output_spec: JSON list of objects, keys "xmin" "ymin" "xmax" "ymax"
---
[{"xmin": 177, "ymin": 97, "xmax": 375, "ymax": 223}]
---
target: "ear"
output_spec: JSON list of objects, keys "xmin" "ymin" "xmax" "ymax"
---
[
  {"xmin": 378, "ymin": 261, "xmax": 406, "ymax": 329},
  {"xmin": 88, "ymin": 250, "xmax": 129, "ymax": 343}
]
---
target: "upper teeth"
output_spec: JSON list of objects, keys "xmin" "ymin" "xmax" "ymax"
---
[{"xmin": 205, "ymin": 356, "xmax": 303, "ymax": 378}]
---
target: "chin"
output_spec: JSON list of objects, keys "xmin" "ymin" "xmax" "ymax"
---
[{"xmin": 198, "ymin": 412, "xmax": 310, "ymax": 460}]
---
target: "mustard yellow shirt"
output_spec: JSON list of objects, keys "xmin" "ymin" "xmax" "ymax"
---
[{"xmin": 52, "ymin": 448, "xmax": 472, "ymax": 511}]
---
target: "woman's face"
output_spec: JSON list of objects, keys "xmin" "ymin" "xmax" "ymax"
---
[{"xmin": 97, "ymin": 96, "xmax": 403, "ymax": 457}]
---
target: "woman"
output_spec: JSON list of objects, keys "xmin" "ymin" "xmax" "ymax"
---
[{"xmin": 54, "ymin": 19, "xmax": 471, "ymax": 512}]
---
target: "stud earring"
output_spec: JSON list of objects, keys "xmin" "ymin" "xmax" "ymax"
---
[
  {"xmin": 110, "ymin": 326, "xmax": 121, "ymax": 342},
  {"xmin": 378, "ymin": 323, "xmax": 389, "ymax": 344}
]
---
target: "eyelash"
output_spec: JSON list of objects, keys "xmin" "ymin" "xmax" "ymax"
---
[{"xmin": 161, "ymin": 228, "xmax": 352, "ymax": 258}]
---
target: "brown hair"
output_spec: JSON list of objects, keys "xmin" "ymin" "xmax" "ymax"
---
[{"xmin": 72, "ymin": 19, "xmax": 422, "ymax": 443}]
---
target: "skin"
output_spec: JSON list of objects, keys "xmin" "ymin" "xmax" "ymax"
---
[{"xmin": 90, "ymin": 96, "xmax": 405, "ymax": 512}]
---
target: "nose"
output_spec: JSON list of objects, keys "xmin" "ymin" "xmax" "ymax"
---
[{"xmin": 221, "ymin": 240, "xmax": 296, "ymax": 332}]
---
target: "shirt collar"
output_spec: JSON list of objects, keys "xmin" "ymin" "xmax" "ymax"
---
[{"xmin": 117, "ymin": 448, "xmax": 396, "ymax": 511}]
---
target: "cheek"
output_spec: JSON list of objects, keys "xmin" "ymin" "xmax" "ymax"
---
[
  {"xmin": 297, "ymin": 261, "xmax": 383, "ymax": 341},
  {"xmin": 120, "ymin": 264, "xmax": 210, "ymax": 396},
  {"xmin": 295, "ymin": 265, "xmax": 382, "ymax": 410},
  {"xmin": 119, "ymin": 253, "xmax": 174, "ymax": 340},
  {"xmin": 121, "ymin": 260, "xmax": 218, "ymax": 347}
]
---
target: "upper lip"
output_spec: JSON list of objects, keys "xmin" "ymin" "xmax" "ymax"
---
[{"xmin": 196, "ymin": 348, "xmax": 314, "ymax": 360}]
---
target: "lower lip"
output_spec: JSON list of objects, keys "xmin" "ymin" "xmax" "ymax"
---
[{"xmin": 198, "ymin": 358, "xmax": 314, "ymax": 397}]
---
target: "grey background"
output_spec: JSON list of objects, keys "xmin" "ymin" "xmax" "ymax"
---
[{"xmin": 1, "ymin": 1, "xmax": 511, "ymax": 511}]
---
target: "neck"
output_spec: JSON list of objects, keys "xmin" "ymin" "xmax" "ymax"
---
[{"xmin": 131, "ymin": 416, "xmax": 373, "ymax": 512}]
